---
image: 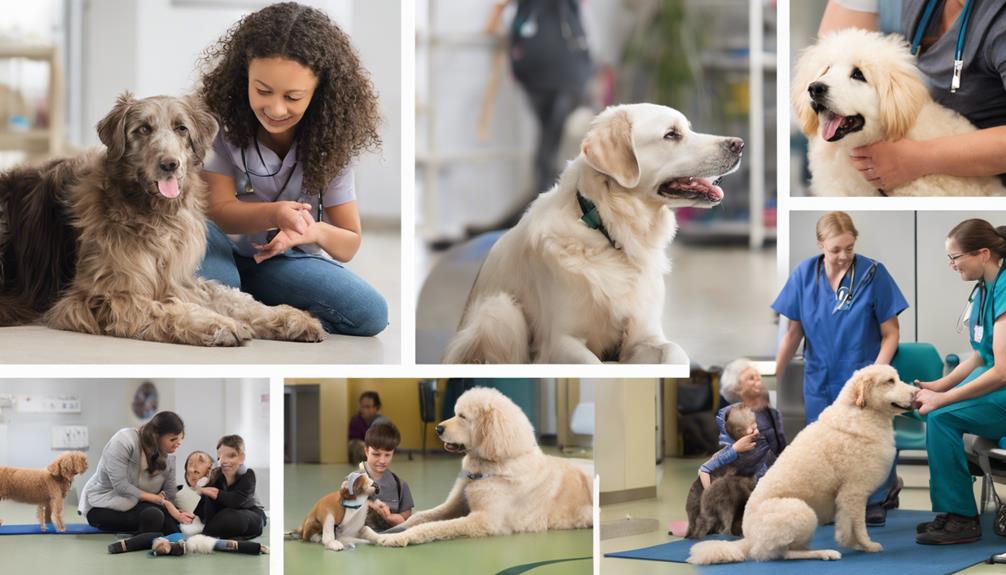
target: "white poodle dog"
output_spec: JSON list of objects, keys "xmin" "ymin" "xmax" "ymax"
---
[
  {"xmin": 793, "ymin": 28, "xmax": 1004, "ymax": 196},
  {"xmin": 688, "ymin": 364, "xmax": 918, "ymax": 565},
  {"xmin": 365, "ymin": 387, "xmax": 593, "ymax": 547}
]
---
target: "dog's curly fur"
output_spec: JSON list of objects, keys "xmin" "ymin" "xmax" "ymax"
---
[
  {"xmin": 0, "ymin": 92, "xmax": 326, "ymax": 345},
  {"xmin": 0, "ymin": 451, "xmax": 88, "ymax": 532},
  {"xmin": 365, "ymin": 387, "xmax": 593, "ymax": 547}
]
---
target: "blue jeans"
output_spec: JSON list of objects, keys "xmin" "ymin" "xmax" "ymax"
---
[{"xmin": 198, "ymin": 222, "xmax": 388, "ymax": 336}]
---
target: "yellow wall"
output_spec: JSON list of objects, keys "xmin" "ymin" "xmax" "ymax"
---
[
  {"xmin": 596, "ymin": 379, "xmax": 657, "ymax": 494},
  {"xmin": 287, "ymin": 378, "xmax": 348, "ymax": 464},
  {"xmin": 347, "ymin": 379, "xmax": 447, "ymax": 453}
]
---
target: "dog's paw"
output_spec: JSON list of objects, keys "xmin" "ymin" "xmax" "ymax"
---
[
  {"xmin": 820, "ymin": 549, "xmax": 842, "ymax": 561},
  {"xmin": 858, "ymin": 541, "xmax": 882, "ymax": 553},
  {"xmin": 377, "ymin": 533, "xmax": 409, "ymax": 548},
  {"xmin": 324, "ymin": 540, "xmax": 345, "ymax": 552},
  {"xmin": 286, "ymin": 312, "xmax": 325, "ymax": 343},
  {"xmin": 201, "ymin": 318, "xmax": 253, "ymax": 347}
]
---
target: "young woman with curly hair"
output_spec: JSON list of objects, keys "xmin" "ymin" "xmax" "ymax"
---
[{"xmin": 196, "ymin": 2, "xmax": 387, "ymax": 336}]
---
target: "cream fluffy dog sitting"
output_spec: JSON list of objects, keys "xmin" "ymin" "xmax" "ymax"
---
[
  {"xmin": 793, "ymin": 29, "xmax": 1004, "ymax": 196},
  {"xmin": 364, "ymin": 387, "xmax": 593, "ymax": 547},
  {"xmin": 688, "ymin": 365, "xmax": 918, "ymax": 564},
  {"xmin": 443, "ymin": 103, "xmax": 744, "ymax": 363},
  {"xmin": 0, "ymin": 451, "xmax": 88, "ymax": 532}
]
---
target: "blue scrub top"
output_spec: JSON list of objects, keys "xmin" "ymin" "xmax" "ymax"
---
[
  {"xmin": 773, "ymin": 254, "xmax": 909, "ymax": 422},
  {"xmin": 964, "ymin": 266, "xmax": 1006, "ymax": 384}
]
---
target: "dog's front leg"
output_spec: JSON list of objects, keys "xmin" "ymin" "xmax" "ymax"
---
[
  {"xmin": 377, "ymin": 512, "xmax": 497, "ymax": 547},
  {"xmin": 320, "ymin": 514, "xmax": 344, "ymax": 552},
  {"xmin": 36, "ymin": 504, "xmax": 48, "ymax": 532},
  {"xmin": 385, "ymin": 479, "xmax": 469, "ymax": 533},
  {"xmin": 539, "ymin": 335, "xmax": 601, "ymax": 363},
  {"xmin": 620, "ymin": 333, "xmax": 686, "ymax": 364},
  {"xmin": 50, "ymin": 493, "xmax": 65, "ymax": 532},
  {"xmin": 834, "ymin": 491, "xmax": 881, "ymax": 552},
  {"xmin": 194, "ymin": 279, "xmax": 325, "ymax": 342}
]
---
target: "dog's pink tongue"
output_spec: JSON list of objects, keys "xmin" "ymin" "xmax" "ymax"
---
[
  {"xmin": 157, "ymin": 177, "xmax": 180, "ymax": 198},
  {"xmin": 822, "ymin": 114, "xmax": 845, "ymax": 141}
]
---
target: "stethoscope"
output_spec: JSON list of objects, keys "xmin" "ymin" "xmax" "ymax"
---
[
  {"xmin": 957, "ymin": 260, "xmax": 1005, "ymax": 339},
  {"xmin": 910, "ymin": 0, "xmax": 976, "ymax": 94},
  {"xmin": 239, "ymin": 138, "xmax": 323, "ymax": 223},
  {"xmin": 816, "ymin": 255, "xmax": 879, "ymax": 314}
]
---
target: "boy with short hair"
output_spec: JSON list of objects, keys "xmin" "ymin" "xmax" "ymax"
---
[{"xmin": 362, "ymin": 420, "xmax": 414, "ymax": 530}]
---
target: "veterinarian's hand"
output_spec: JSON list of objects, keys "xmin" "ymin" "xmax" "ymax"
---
[
  {"xmin": 253, "ymin": 212, "xmax": 316, "ymax": 263},
  {"xmin": 176, "ymin": 511, "xmax": 195, "ymax": 525},
  {"xmin": 915, "ymin": 389, "xmax": 949, "ymax": 415},
  {"xmin": 201, "ymin": 487, "xmax": 219, "ymax": 500},
  {"xmin": 849, "ymin": 140, "xmax": 926, "ymax": 193},
  {"xmin": 732, "ymin": 428, "xmax": 759, "ymax": 453},
  {"xmin": 913, "ymin": 378, "xmax": 940, "ymax": 392},
  {"xmin": 273, "ymin": 201, "xmax": 313, "ymax": 236}
]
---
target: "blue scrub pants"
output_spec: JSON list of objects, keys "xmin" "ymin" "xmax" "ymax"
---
[
  {"xmin": 198, "ymin": 221, "xmax": 388, "ymax": 336},
  {"xmin": 926, "ymin": 377, "xmax": 1006, "ymax": 516}
]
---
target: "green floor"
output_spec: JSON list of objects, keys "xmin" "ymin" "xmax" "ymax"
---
[
  {"xmin": 284, "ymin": 450, "xmax": 593, "ymax": 575},
  {"xmin": 0, "ymin": 499, "xmax": 268, "ymax": 574},
  {"xmin": 601, "ymin": 457, "xmax": 1003, "ymax": 574}
]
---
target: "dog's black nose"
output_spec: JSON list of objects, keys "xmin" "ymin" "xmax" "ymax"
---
[
  {"xmin": 159, "ymin": 158, "xmax": 180, "ymax": 173},
  {"xmin": 435, "ymin": 425, "xmax": 444, "ymax": 436},
  {"xmin": 723, "ymin": 138, "xmax": 744, "ymax": 154},
  {"xmin": 808, "ymin": 82, "xmax": 828, "ymax": 99},
  {"xmin": 373, "ymin": 484, "xmax": 380, "ymax": 494}
]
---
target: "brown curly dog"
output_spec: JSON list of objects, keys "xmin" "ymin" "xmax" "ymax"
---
[{"xmin": 0, "ymin": 451, "xmax": 89, "ymax": 532}]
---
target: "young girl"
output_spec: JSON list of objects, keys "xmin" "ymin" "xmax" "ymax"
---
[
  {"xmin": 195, "ymin": 435, "xmax": 266, "ymax": 540},
  {"xmin": 196, "ymin": 1, "xmax": 388, "ymax": 337}
]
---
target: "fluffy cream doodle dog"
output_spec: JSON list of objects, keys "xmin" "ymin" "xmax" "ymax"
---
[
  {"xmin": 444, "ymin": 103, "xmax": 744, "ymax": 363},
  {"xmin": 364, "ymin": 388, "xmax": 592, "ymax": 546},
  {"xmin": 793, "ymin": 29, "xmax": 1004, "ymax": 196},
  {"xmin": 688, "ymin": 364, "xmax": 919, "ymax": 564}
]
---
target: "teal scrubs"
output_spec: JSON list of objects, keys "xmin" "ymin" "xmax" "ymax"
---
[
  {"xmin": 773, "ymin": 254, "xmax": 909, "ymax": 422},
  {"xmin": 927, "ymin": 267, "xmax": 1006, "ymax": 516}
]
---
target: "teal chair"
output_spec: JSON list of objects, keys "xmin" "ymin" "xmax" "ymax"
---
[{"xmin": 890, "ymin": 342, "xmax": 944, "ymax": 455}]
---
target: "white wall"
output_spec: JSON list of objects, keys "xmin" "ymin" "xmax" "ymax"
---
[{"xmin": 0, "ymin": 379, "xmax": 270, "ymax": 509}]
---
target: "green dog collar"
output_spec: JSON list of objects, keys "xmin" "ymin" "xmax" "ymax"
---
[{"xmin": 576, "ymin": 190, "xmax": 618, "ymax": 249}]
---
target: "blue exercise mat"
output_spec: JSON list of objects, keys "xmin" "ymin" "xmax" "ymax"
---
[
  {"xmin": 605, "ymin": 510, "xmax": 1004, "ymax": 575},
  {"xmin": 0, "ymin": 523, "xmax": 107, "ymax": 535}
]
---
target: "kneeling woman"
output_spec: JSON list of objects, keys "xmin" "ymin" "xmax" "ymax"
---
[{"xmin": 80, "ymin": 412, "xmax": 191, "ymax": 552}]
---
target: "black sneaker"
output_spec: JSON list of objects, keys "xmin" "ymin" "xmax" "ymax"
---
[
  {"xmin": 883, "ymin": 476, "xmax": 904, "ymax": 510},
  {"xmin": 915, "ymin": 513, "xmax": 981, "ymax": 545},
  {"xmin": 916, "ymin": 512, "xmax": 950, "ymax": 533},
  {"xmin": 866, "ymin": 504, "xmax": 887, "ymax": 526},
  {"xmin": 107, "ymin": 540, "xmax": 128, "ymax": 554}
]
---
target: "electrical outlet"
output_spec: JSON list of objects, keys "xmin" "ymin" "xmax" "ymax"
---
[
  {"xmin": 52, "ymin": 425, "xmax": 88, "ymax": 450},
  {"xmin": 0, "ymin": 394, "xmax": 14, "ymax": 409},
  {"xmin": 18, "ymin": 395, "xmax": 82, "ymax": 413}
]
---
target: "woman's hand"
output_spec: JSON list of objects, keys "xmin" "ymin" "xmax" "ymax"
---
[
  {"xmin": 913, "ymin": 378, "xmax": 941, "ymax": 392},
  {"xmin": 201, "ymin": 487, "xmax": 220, "ymax": 500},
  {"xmin": 254, "ymin": 211, "xmax": 317, "ymax": 263},
  {"xmin": 732, "ymin": 427, "xmax": 759, "ymax": 453},
  {"xmin": 271, "ymin": 201, "xmax": 313, "ymax": 235},
  {"xmin": 915, "ymin": 388, "xmax": 950, "ymax": 415},
  {"xmin": 849, "ymin": 140, "xmax": 928, "ymax": 192},
  {"xmin": 369, "ymin": 500, "xmax": 391, "ymax": 519}
]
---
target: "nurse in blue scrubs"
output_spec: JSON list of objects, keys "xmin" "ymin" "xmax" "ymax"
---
[
  {"xmin": 914, "ymin": 218, "xmax": 1006, "ymax": 545},
  {"xmin": 773, "ymin": 211, "xmax": 909, "ymax": 524}
]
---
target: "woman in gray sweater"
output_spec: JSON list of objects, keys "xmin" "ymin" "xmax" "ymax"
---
[{"xmin": 79, "ymin": 411, "xmax": 192, "ymax": 551}]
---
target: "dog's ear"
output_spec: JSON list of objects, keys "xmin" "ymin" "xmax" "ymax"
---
[
  {"xmin": 182, "ymin": 96, "xmax": 219, "ymax": 165},
  {"xmin": 791, "ymin": 45, "xmax": 824, "ymax": 137},
  {"xmin": 97, "ymin": 91, "xmax": 136, "ymax": 162},
  {"xmin": 581, "ymin": 109, "xmax": 640, "ymax": 188},
  {"xmin": 850, "ymin": 373, "xmax": 869, "ymax": 409},
  {"xmin": 871, "ymin": 38, "xmax": 928, "ymax": 141},
  {"xmin": 339, "ymin": 480, "xmax": 352, "ymax": 499},
  {"xmin": 474, "ymin": 404, "xmax": 511, "ymax": 462}
]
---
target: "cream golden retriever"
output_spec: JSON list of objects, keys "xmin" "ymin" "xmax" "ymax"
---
[
  {"xmin": 793, "ymin": 29, "xmax": 1004, "ymax": 196},
  {"xmin": 444, "ymin": 103, "xmax": 743, "ymax": 363},
  {"xmin": 688, "ymin": 364, "xmax": 918, "ymax": 564},
  {"xmin": 0, "ymin": 92, "xmax": 325, "ymax": 345},
  {"xmin": 363, "ymin": 387, "xmax": 592, "ymax": 547}
]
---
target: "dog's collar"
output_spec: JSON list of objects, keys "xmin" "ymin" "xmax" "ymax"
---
[
  {"xmin": 576, "ymin": 190, "xmax": 619, "ymax": 250},
  {"xmin": 341, "ymin": 499, "xmax": 365, "ymax": 510},
  {"xmin": 460, "ymin": 470, "xmax": 509, "ymax": 481}
]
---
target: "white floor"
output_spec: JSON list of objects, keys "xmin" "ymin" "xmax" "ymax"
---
[
  {"xmin": 0, "ymin": 228, "xmax": 401, "ymax": 364},
  {"xmin": 416, "ymin": 237, "xmax": 777, "ymax": 367}
]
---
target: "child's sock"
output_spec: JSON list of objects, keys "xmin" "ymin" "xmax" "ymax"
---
[{"xmin": 107, "ymin": 532, "xmax": 161, "ymax": 554}]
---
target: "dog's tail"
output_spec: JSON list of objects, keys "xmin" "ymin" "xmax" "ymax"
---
[
  {"xmin": 0, "ymin": 158, "xmax": 79, "ymax": 326},
  {"xmin": 443, "ymin": 292, "xmax": 529, "ymax": 364},
  {"xmin": 687, "ymin": 538, "xmax": 752, "ymax": 565}
]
